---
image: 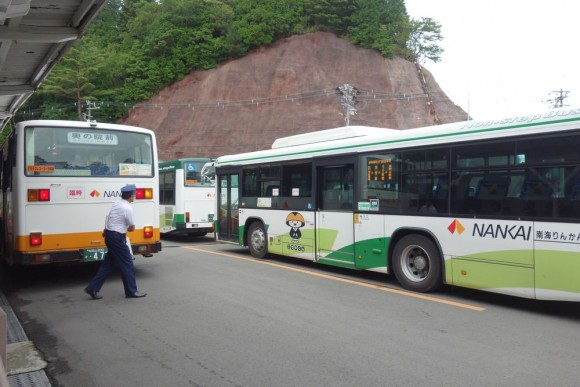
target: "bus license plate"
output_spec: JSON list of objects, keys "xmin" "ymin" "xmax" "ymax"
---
[{"xmin": 82, "ymin": 248, "xmax": 107, "ymax": 262}]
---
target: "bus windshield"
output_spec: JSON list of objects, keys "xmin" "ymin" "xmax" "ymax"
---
[{"xmin": 24, "ymin": 125, "xmax": 154, "ymax": 177}]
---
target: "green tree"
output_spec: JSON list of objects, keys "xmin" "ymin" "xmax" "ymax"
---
[
  {"xmin": 20, "ymin": 0, "xmax": 427, "ymax": 121},
  {"xmin": 20, "ymin": 0, "xmax": 130, "ymax": 121},
  {"xmin": 119, "ymin": 0, "xmax": 235, "ymax": 102},
  {"xmin": 406, "ymin": 17, "xmax": 444, "ymax": 64},
  {"xmin": 348, "ymin": 0, "xmax": 409, "ymax": 58},
  {"xmin": 229, "ymin": 0, "xmax": 304, "ymax": 50},
  {"xmin": 119, "ymin": 0, "xmax": 157, "ymax": 33},
  {"xmin": 38, "ymin": 40, "xmax": 107, "ymax": 120},
  {"xmin": 87, "ymin": 0, "xmax": 124, "ymax": 45},
  {"xmin": 303, "ymin": 0, "xmax": 355, "ymax": 34}
]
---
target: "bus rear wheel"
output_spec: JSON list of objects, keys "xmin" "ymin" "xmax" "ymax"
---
[
  {"xmin": 248, "ymin": 221, "xmax": 267, "ymax": 259},
  {"xmin": 392, "ymin": 234, "xmax": 442, "ymax": 293}
]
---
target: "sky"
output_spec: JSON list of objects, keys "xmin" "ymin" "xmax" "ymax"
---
[{"xmin": 404, "ymin": 0, "xmax": 580, "ymax": 120}]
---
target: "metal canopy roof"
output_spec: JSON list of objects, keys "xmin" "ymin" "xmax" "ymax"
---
[{"xmin": 0, "ymin": 0, "xmax": 107, "ymax": 132}]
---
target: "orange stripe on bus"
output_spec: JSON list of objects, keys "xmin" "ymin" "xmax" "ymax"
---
[{"xmin": 14, "ymin": 229, "xmax": 160, "ymax": 252}]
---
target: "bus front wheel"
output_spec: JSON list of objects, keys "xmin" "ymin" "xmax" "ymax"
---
[
  {"xmin": 392, "ymin": 234, "xmax": 442, "ymax": 293},
  {"xmin": 248, "ymin": 221, "xmax": 267, "ymax": 259}
]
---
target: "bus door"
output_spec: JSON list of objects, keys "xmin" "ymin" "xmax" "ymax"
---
[
  {"xmin": 315, "ymin": 161, "xmax": 356, "ymax": 268},
  {"xmin": 217, "ymin": 172, "xmax": 239, "ymax": 243}
]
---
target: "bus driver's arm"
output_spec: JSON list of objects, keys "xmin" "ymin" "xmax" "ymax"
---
[{"xmin": 127, "ymin": 224, "xmax": 135, "ymax": 232}]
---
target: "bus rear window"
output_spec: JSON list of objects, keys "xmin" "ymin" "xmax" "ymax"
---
[{"xmin": 25, "ymin": 126, "xmax": 154, "ymax": 177}]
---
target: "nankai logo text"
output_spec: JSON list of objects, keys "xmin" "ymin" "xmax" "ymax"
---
[
  {"xmin": 90, "ymin": 190, "xmax": 123, "ymax": 198},
  {"xmin": 473, "ymin": 223, "xmax": 531, "ymax": 241},
  {"xmin": 103, "ymin": 191, "xmax": 122, "ymax": 197},
  {"xmin": 448, "ymin": 219, "xmax": 532, "ymax": 241}
]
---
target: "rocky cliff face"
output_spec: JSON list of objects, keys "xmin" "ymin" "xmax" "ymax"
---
[{"xmin": 121, "ymin": 32, "xmax": 466, "ymax": 160}]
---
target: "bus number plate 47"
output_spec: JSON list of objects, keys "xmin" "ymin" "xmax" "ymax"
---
[{"xmin": 82, "ymin": 248, "xmax": 107, "ymax": 262}]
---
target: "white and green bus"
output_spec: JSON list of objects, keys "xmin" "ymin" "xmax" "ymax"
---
[
  {"xmin": 215, "ymin": 108, "xmax": 580, "ymax": 301},
  {"xmin": 159, "ymin": 158, "xmax": 215, "ymax": 237}
]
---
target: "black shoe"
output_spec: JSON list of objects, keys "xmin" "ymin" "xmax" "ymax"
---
[
  {"xmin": 84, "ymin": 287, "xmax": 102, "ymax": 300},
  {"xmin": 126, "ymin": 291, "xmax": 147, "ymax": 298}
]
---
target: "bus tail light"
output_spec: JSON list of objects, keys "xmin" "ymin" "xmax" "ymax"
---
[
  {"xmin": 135, "ymin": 188, "xmax": 153, "ymax": 200},
  {"xmin": 28, "ymin": 189, "xmax": 50, "ymax": 202},
  {"xmin": 185, "ymin": 212, "xmax": 190, "ymax": 222},
  {"xmin": 143, "ymin": 226, "xmax": 153, "ymax": 238},
  {"xmin": 30, "ymin": 232, "xmax": 42, "ymax": 246}
]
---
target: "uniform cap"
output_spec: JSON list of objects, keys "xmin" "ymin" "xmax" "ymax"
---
[{"xmin": 121, "ymin": 184, "xmax": 137, "ymax": 193}]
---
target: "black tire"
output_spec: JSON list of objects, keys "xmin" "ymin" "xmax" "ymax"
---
[
  {"xmin": 392, "ymin": 234, "xmax": 442, "ymax": 292},
  {"xmin": 247, "ymin": 221, "xmax": 268, "ymax": 259}
]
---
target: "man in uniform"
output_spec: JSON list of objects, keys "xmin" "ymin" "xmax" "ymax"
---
[{"xmin": 84, "ymin": 184, "xmax": 147, "ymax": 299}]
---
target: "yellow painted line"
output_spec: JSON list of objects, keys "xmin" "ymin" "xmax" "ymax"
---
[{"xmin": 182, "ymin": 246, "xmax": 486, "ymax": 312}]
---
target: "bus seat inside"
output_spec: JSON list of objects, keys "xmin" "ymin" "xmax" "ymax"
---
[{"xmin": 519, "ymin": 176, "xmax": 552, "ymax": 200}]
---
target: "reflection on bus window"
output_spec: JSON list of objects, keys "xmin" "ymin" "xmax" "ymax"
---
[
  {"xmin": 185, "ymin": 161, "xmax": 215, "ymax": 186},
  {"xmin": 25, "ymin": 126, "xmax": 153, "ymax": 177}
]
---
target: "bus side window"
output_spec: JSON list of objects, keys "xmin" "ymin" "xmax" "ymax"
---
[
  {"xmin": 519, "ymin": 174, "xmax": 554, "ymax": 217},
  {"xmin": 264, "ymin": 185, "xmax": 280, "ymax": 197},
  {"xmin": 519, "ymin": 176, "xmax": 552, "ymax": 200},
  {"xmin": 567, "ymin": 174, "xmax": 580, "ymax": 218},
  {"xmin": 571, "ymin": 177, "xmax": 580, "ymax": 200},
  {"xmin": 474, "ymin": 176, "xmax": 510, "ymax": 215}
]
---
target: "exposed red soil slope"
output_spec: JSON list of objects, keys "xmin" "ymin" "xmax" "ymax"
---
[{"xmin": 121, "ymin": 32, "xmax": 466, "ymax": 160}]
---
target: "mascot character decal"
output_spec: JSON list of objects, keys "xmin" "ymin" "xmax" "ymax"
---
[{"xmin": 286, "ymin": 212, "xmax": 305, "ymax": 242}]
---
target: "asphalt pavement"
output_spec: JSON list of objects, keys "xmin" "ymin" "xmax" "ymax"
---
[{"xmin": 0, "ymin": 291, "xmax": 51, "ymax": 387}]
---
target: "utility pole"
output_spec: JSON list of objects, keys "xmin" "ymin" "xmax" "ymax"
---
[
  {"xmin": 546, "ymin": 89, "xmax": 570, "ymax": 108},
  {"xmin": 335, "ymin": 84, "xmax": 360, "ymax": 126},
  {"xmin": 83, "ymin": 100, "xmax": 100, "ymax": 122}
]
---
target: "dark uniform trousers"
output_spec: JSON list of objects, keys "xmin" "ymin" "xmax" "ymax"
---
[{"xmin": 87, "ymin": 229, "xmax": 138, "ymax": 296}]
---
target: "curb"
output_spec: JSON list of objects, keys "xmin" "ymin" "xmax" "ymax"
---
[{"xmin": 0, "ymin": 292, "xmax": 51, "ymax": 387}]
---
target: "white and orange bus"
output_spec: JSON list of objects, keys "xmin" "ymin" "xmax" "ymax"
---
[{"xmin": 0, "ymin": 120, "xmax": 161, "ymax": 266}]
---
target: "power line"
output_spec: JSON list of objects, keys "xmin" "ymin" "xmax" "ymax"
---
[
  {"xmin": 17, "ymin": 89, "xmax": 455, "ymax": 115},
  {"xmin": 15, "ymin": 88, "xmax": 466, "ymax": 123}
]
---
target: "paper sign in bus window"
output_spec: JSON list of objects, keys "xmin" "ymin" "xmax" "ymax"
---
[{"xmin": 67, "ymin": 132, "xmax": 118, "ymax": 145}]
